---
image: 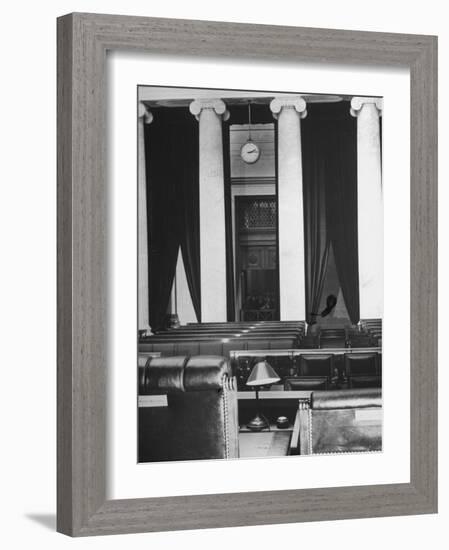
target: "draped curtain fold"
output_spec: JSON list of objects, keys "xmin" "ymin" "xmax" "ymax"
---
[
  {"xmin": 301, "ymin": 123, "xmax": 330, "ymax": 324},
  {"xmin": 178, "ymin": 116, "xmax": 202, "ymax": 324},
  {"xmin": 144, "ymin": 108, "xmax": 201, "ymax": 331},
  {"xmin": 324, "ymin": 117, "xmax": 359, "ymax": 324},
  {"xmin": 301, "ymin": 102, "xmax": 359, "ymax": 325}
]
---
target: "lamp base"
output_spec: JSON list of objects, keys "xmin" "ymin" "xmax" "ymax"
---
[{"xmin": 246, "ymin": 413, "xmax": 270, "ymax": 431}]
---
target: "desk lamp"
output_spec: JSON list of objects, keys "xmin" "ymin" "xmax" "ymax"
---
[{"xmin": 246, "ymin": 360, "xmax": 280, "ymax": 431}]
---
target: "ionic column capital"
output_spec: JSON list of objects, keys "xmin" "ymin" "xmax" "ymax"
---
[
  {"xmin": 350, "ymin": 97, "xmax": 383, "ymax": 118},
  {"xmin": 138, "ymin": 102, "xmax": 154, "ymax": 124},
  {"xmin": 189, "ymin": 99, "xmax": 230, "ymax": 121},
  {"xmin": 270, "ymin": 96, "xmax": 307, "ymax": 120}
]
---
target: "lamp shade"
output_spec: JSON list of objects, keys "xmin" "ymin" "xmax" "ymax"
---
[{"xmin": 246, "ymin": 360, "xmax": 280, "ymax": 387}]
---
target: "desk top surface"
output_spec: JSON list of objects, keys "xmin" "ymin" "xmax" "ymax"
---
[{"xmin": 239, "ymin": 430, "xmax": 292, "ymax": 458}]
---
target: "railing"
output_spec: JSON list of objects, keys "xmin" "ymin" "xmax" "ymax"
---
[
  {"xmin": 230, "ymin": 347, "xmax": 382, "ymax": 391},
  {"xmin": 241, "ymin": 309, "xmax": 276, "ymax": 321},
  {"xmin": 230, "ymin": 347, "xmax": 382, "ymax": 360}
]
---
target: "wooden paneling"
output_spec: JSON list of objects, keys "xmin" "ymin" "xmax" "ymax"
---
[{"xmin": 240, "ymin": 246, "xmax": 277, "ymax": 269}]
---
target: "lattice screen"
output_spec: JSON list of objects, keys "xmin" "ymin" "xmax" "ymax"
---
[{"xmin": 238, "ymin": 198, "xmax": 276, "ymax": 230}]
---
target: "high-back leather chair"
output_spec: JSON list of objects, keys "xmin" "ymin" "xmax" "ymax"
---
[
  {"xmin": 283, "ymin": 354, "xmax": 334, "ymax": 391},
  {"xmin": 291, "ymin": 388, "xmax": 382, "ymax": 455},
  {"xmin": 299, "ymin": 353, "xmax": 334, "ymax": 378},
  {"xmin": 345, "ymin": 352, "xmax": 381, "ymax": 388},
  {"xmin": 139, "ymin": 356, "xmax": 239, "ymax": 462}
]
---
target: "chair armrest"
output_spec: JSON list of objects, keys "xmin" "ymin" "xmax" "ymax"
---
[
  {"xmin": 312, "ymin": 388, "xmax": 381, "ymax": 410},
  {"xmin": 290, "ymin": 399, "xmax": 311, "ymax": 455}
]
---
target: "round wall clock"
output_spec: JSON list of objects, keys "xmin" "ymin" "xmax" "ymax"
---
[
  {"xmin": 240, "ymin": 102, "xmax": 260, "ymax": 164},
  {"xmin": 240, "ymin": 140, "xmax": 261, "ymax": 164}
]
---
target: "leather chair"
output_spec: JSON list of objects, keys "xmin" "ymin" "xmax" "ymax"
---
[
  {"xmin": 291, "ymin": 388, "xmax": 382, "ymax": 455},
  {"xmin": 320, "ymin": 337, "xmax": 347, "ymax": 349},
  {"xmin": 345, "ymin": 352, "xmax": 381, "ymax": 388},
  {"xmin": 299, "ymin": 354, "xmax": 334, "ymax": 378},
  {"xmin": 348, "ymin": 335, "xmax": 373, "ymax": 348},
  {"xmin": 284, "ymin": 376, "xmax": 329, "ymax": 391},
  {"xmin": 319, "ymin": 328, "xmax": 347, "ymax": 348},
  {"xmin": 282, "ymin": 354, "xmax": 335, "ymax": 391},
  {"xmin": 138, "ymin": 355, "xmax": 239, "ymax": 462}
]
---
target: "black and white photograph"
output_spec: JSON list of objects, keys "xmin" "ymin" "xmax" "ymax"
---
[
  {"xmin": 0, "ymin": 0, "xmax": 442, "ymax": 544},
  {"xmin": 137, "ymin": 85, "xmax": 383, "ymax": 462}
]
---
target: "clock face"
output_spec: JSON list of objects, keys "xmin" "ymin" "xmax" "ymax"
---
[{"xmin": 240, "ymin": 140, "xmax": 260, "ymax": 164}]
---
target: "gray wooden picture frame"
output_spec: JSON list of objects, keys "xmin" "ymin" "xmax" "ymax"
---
[{"xmin": 57, "ymin": 12, "xmax": 438, "ymax": 537}]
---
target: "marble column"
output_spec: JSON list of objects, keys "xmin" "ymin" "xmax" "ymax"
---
[
  {"xmin": 138, "ymin": 102, "xmax": 153, "ymax": 335},
  {"xmin": 189, "ymin": 99, "xmax": 229, "ymax": 322},
  {"xmin": 350, "ymin": 97, "xmax": 383, "ymax": 320},
  {"xmin": 270, "ymin": 96, "xmax": 307, "ymax": 321}
]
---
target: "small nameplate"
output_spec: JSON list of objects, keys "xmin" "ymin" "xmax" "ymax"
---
[
  {"xmin": 355, "ymin": 408, "xmax": 382, "ymax": 423},
  {"xmin": 138, "ymin": 395, "xmax": 168, "ymax": 408}
]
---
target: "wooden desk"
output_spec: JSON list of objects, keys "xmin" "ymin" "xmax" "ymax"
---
[
  {"xmin": 239, "ymin": 428, "xmax": 292, "ymax": 458},
  {"xmin": 139, "ymin": 390, "xmax": 309, "ymax": 407},
  {"xmin": 237, "ymin": 389, "xmax": 311, "ymax": 400}
]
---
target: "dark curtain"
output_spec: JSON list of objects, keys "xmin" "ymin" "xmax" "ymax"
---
[
  {"xmin": 301, "ymin": 119, "xmax": 330, "ymax": 324},
  {"xmin": 222, "ymin": 120, "xmax": 235, "ymax": 321},
  {"xmin": 177, "ymin": 117, "xmax": 202, "ymax": 324},
  {"xmin": 301, "ymin": 102, "xmax": 359, "ymax": 324},
  {"xmin": 324, "ymin": 109, "xmax": 359, "ymax": 324},
  {"xmin": 145, "ymin": 108, "xmax": 201, "ymax": 330}
]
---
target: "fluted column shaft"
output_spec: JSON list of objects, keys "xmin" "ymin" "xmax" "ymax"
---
[
  {"xmin": 270, "ymin": 97, "xmax": 307, "ymax": 321},
  {"xmin": 190, "ymin": 99, "xmax": 229, "ymax": 322},
  {"xmin": 138, "ymin": 103, "xmax": 153, "ymax": 334},
  {"xmin": 351, "ymin": 97, "xmax": 383, "ymax": 319}
]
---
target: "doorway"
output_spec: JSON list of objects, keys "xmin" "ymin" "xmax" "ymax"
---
[{"xmin": 235, "ymin": 196, "xmax": 279, "ymax": 321}]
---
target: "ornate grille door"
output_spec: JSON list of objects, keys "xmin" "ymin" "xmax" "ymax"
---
[{"xmin": 236, "ymin": 196, "xmax": 279, "ymax": 321}]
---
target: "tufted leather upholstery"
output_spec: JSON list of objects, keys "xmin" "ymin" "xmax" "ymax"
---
[
  {"xmin": 138, "ymin": 356, "xmax": 239, "ymax": 462},
  {"xmin": 292, "ymin": 388, "xmax": 382, "ymax": 455},
  {"xmin": 311, "ymin": 388, "xmax": 381, "ymax": 409}
]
